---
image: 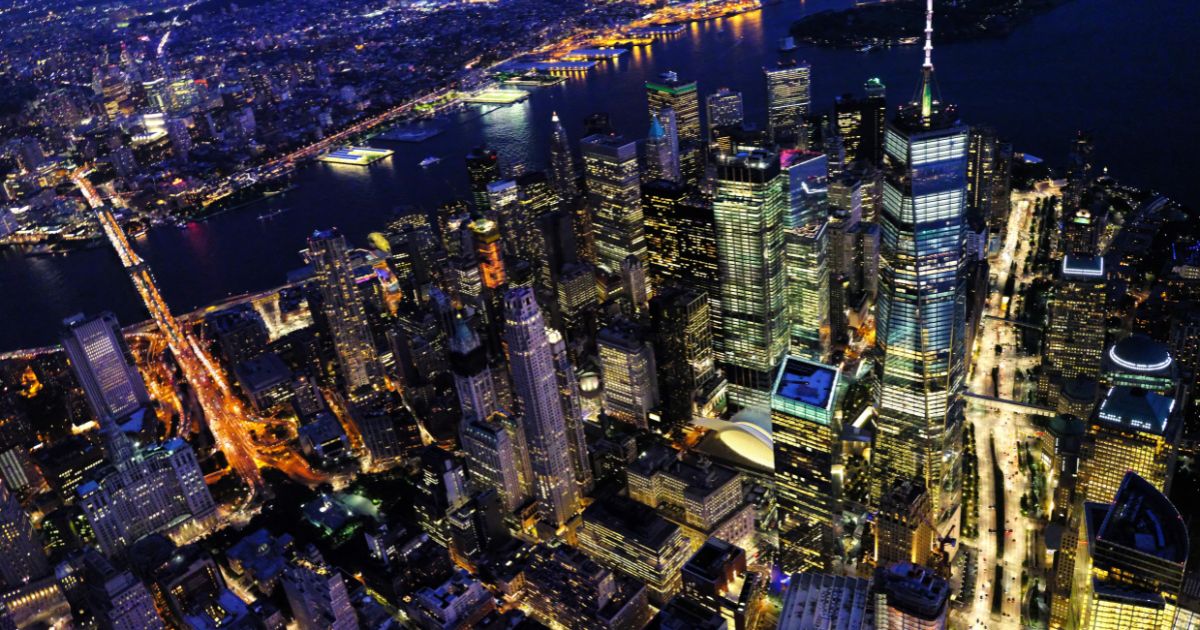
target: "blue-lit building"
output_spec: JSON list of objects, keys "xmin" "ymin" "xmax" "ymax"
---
[
  {"xmin": 771, "ymin": 356, "xmax": 842, "ymax": 572},
  {"xmin": 872, "ymin": 35, "xmax": 969, "ymax": 523}
]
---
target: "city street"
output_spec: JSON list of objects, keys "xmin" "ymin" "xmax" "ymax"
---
[{"xmin": 960, "ymin": 183, "xmax": 1058, "ymax": 629}]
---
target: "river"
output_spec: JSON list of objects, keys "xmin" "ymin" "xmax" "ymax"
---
[{"xmin": 3, "ymin": 0, "xmax": 1198, "ymax": 351}]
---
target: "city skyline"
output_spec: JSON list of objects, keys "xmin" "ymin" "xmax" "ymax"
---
[{"xmin": 0, "ymin": 0, "xmax": 1197, "ymax": 629}]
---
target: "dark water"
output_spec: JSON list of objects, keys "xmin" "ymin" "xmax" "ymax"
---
[{"xmin": 3, "ymin": 0, "xmax": 1198, "ymax": 351}]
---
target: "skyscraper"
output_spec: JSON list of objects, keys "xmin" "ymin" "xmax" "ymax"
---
[
  {"xmin": 650, "ymin": 288, "xmax": 718, "ymax": 437},
  {"xmin": 871, "ymin": 2, "xmax": 969, "ymax": 523},
  {"xmin": 1080, "ymin": 385, "xmax": 1178, "ymax": 504},
  {"xmin": 598, "ymin": 321, "xmax": 658, "ymax": 430},
  {"xmin": 834, "ymin": 93, "xmax": 865, "ymax": 166},
  {"xmin": 309, "ymin": 229, "xmax": 383, "ymax": 398},
  {"xmin": 765, "ymin": 61, "xmax": 812, "ymax": 146},
  {"xmin": 641, "ymin": 180, "xmax": 721, "ymax": 306},
  {"xmin": 0, "ymin": 479, "xmax": 48, "ymax": 588},
  {"xmin": 771, "ymin": 356, "xmax": 841, "ymax": 572},
  {"xmin": 77, "ymin": 549, "xmax": 165, "ymax": 629},
  {"xmin": 713, "ymin": 150, "xmax": 789, "ymax": 411},
  {"xmin": 1038, "ymin": 255, "xmax": 1106, "ymax": 407},
  {"xmin": 782, "ymin": 150, "xmax": 831, "ymax": 361},
  {"xmin": 468, "ymin": 218, "xmax": 506, "ymax": 290},
  {"xmin": 549, "ymin": 328, "xmax": 593, "ymax": 494},
  {"xmin": 644, "ymin": 107, "xmax": 681, "ymax": 184},
  {"xmin": 548, "ymin": 112, "xmax": 579, "ymax": 202},
  {"xmin": 281, "ymin": 546, "xmax": 358, "ymax": 630},
  {"xmin": 646, "ymin": 72, "xmax": 702, "ymax": 184},
  {"xmin": 461, "ymin": 412, "xmax": 531, "ymax": 513},
  {"xmin": 875, "ymin": 479, "xmax": 934, "ymax": 570},
  {"xmin": 705, "ymin": 87, "xmax": 744, "ymax": 141},
  {"xmin": 61, "ymin": 312, "xmax": 150, "ymax": 423},
  {"xmin": 581, "ymin": 134, "xmax": 647, "ymax": 276},
  {"xmin": 449, "ymin": 313, "xmax": 497, "ymax": 423},
  {"xmin": 966, "ymin": 126, "xmax": 1013, "ymax": 227},
  {"xmin": 861, "ymin": 77, "xmax": 888, "ymax": 166},
  {"xmin": 466, "ymin": 147, "xmax": 500, "ymax": 212},
  {"xmin": 1082, "ymin": 472, "xmax": 1188, "ymax": 630},
  {"xmin": 503, "ymin": 288, "xmax": 581, "ymax": 529}
]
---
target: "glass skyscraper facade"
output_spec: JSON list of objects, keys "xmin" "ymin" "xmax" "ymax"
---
[
  {"xmin": 871, "ymin": 76, "xmax": 969, "ymax": 522},
  {"xmin": 713, "ymin": 150, "xmax": 789, "ymax": 411},
  {"xmin": 309, "ymin": 228, "xmax": 384, "ymax": 399},
  {"xmin": 581, "ymin": 134, "xmax": 647, "ymax": 276},
  {"xmin": 782, "ymin": 150, "xmax": 831, "ymax": 362}
]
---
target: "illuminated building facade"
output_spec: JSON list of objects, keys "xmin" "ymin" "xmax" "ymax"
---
[
  {"xmin": 875, "ymin": 479, "xmax": 934, "ymax": 569},
  {"xmin": 461, "ymin": 413, "xmax": 531, "ymax": 513},
  {"xmin": 771, "ymin": 356, "xmax": 841, "ymax": 572},
  {"xmin": 548, "ymin": 328, "xmax": 593, "ymax": 494},
  {"xmin": 450, "ymin": 313, "xmax": 498, "ymax": 423},
  {"xmin": 871, "ymin": 46, "xmax": 969, "ymax": 522},
  {"xmin": 626, "ymin": 445, "xmax": 755, "ymax": 553},
  {"xmin": 966, "ymin": 125, "xmax": 1013, "ymax": 227},
  {"xmin": 308, "ymin": 228, "xmax": 383, "ymax": 398},
  {"xmin": 61, "ymin": 312, "xmax": 150, "ymax": 423},
  {"xmin": 78, "ymin": 437, "xmax": 217, "ymax": 557},
  {"xmin": 281, "ymin": 546, "xmax": 358, "ymax": 630},
  {"xmin": 765, "ymin": 61, "xmax": 812, "ymax": 146},
  {"xmin": 713, "ymin": 150, "xmax": 789, "ymax": 411},
  {"xmin": 1039, "ymin": 255, "xmax": 1107, "ymax": 407},
  {"xmin": 644, "ymin": 107, "xmax": 681, "ymax": 184},
  {"xmin": 0, "ymin": 479, "xmax": 47, "ymax": 588},
  {"xmin": 521, "ymin": 543, "xmax": 652, "ymax": 630},
  {"xmin": 641, "ymin": 179, "xmax": 721, "ymax": 312},
  {"xmin": 598, "ymin": 322, "xmax": 658, "ymax": 430},
  {"xmin": 705, "ymin": 87, "xmax": 744, "ymax": 140},
  {"xmin": 578, "ymin": 496, "xmax": 692, "ymax": 606},
  {"xmin": 649, "ymin": 288, "xmax": 718, "ymax": 437},
  {"xmin": 782, "ymin": 150, "xmax": 831, "ymax": 361},
  {"xmin": 646, "ymin": 72, "xmax": 701, "ymax": 184},
  {"xmin": 1080, "ymin": 385, "xmax": 1177, "ymax": 504},
  {"xmin": 469, "ymin": 218, "xmax": 506, "ymax": 290},
  {"xmin": 503, "ymin": 288, "xmax": 581, "ymax": 529},
  {"xmin": 1082, "ymin": 473, "xmax": 1188, "ymax": 630},
  {"xmin": 581, "ymin": 134, "xmax": 647, "ymax": 276}
]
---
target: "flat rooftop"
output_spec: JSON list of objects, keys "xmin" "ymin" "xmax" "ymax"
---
[
  {"xmin": 773, "ymin": 356, "xmax": 839, "ymax": 411},
  {"xmin": 318, "ymin": 146, "xmax": 394, "ymax": 165}
]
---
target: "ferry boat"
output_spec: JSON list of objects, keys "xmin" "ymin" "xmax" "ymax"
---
[
  {"xmin": 257, "ymin": 207, "xmax": 290, "ymax": 221},
  {"xmin": 419, "ymin": 156, "xmax": 441, "ymax": 168}
]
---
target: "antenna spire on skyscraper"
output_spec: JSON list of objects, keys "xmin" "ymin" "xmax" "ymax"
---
[
  {"xmin": 924, "ymin": 0, "xmax": 934, "ymax": 70},
  {"xmin": 919, "ymin": 0, "xmax": 935, "ymax": 124}
]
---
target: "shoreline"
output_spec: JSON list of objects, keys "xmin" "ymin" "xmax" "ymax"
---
[
  {"xmin": 789, "ymin": 0, "xmax": 1071, "ymax": 49},
  {"xmin": 176, "ymin": 0, "xmax": 765, "ymax": 224}
]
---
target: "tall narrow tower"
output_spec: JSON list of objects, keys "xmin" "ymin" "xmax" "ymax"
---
[
  {"xmin": 872, "ymin": 0, "xmax": 969, "ymax": 524},
  {"xmin": 504, "ymin": 288, "xmax": 581, "ymax": 529},
  {"xmin": 548, "ymin": 112, "xmax": 579, "ymax": 202},
  {"xmin": 309, "ymin": 229, "xmax": 383, "ymax": 398},
  {"xmin": 581, "ymin": 134, "xmax": 647, "ymax": 276},
  {"xmin": 713, "ymin": 150, "xmax": 789, "ymax": 411},
  {"xmin": 450, "ymin": 312, "xmax": 498, "ymax": 423}
]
